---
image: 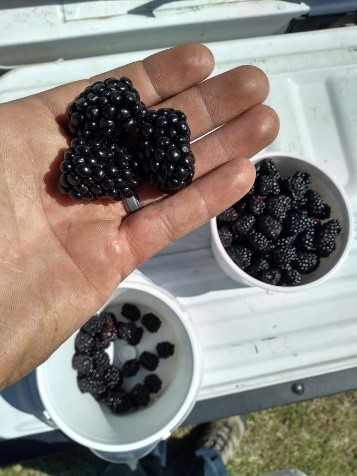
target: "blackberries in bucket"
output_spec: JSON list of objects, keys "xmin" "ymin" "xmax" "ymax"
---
[{"xmin": 217, "ymin": 158, "xmax": 342, "ymax": 287}]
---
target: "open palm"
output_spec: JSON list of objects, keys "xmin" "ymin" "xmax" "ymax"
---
[{"xmin": 0, "ymin": 44, "xmax": 278, "ymax": 390}]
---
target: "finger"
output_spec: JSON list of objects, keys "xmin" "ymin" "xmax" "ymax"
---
[
  {"xmin": 191, "ymin": 104, "xmax": 280, "ymax": 178},
  {"xmin": 160, "ymin": 65, "xmax": 269, "ymax": 140},
  {"xmin": 119, "ymin": 158, "xmax": 255, "ymax": 269},
  {"xmin": 38, "ymin": 44, "xmax": 215, "ymax": 117}
]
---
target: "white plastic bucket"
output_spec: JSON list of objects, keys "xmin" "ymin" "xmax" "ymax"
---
[
  {"xmin": 211, "ymin": 152, "xmax": 354, "ymax": 293},
  {"xmin": 36, "ymin": 272, "xmax": 202, "ymax": 463}
]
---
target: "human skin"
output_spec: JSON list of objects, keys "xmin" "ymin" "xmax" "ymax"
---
[{"xmin": 0, "ymin": 44, "xmax": 279, "ymax": 390}]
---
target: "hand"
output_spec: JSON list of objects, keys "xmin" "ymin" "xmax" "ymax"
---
[{"xmin": 0, "ymin": 44, "xmax": 278, "ymax": 390}]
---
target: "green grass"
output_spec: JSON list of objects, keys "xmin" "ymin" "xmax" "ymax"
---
[{"xmin": 0, "ymin": 391, "xmax": 356, "ymax": 476}]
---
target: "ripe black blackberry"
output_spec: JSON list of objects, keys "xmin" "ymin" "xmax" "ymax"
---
[
  {"xmin": 104, "ymin": 366, "xmax": 123, "ymax": 390},
  {"xmin": 218, "ymin": 226, "xmax": 234, "ymax": 248},
  {"xmin": 314, "ymin": 230, "xmax": 337, "ymax": 258},
  {"xmin": 305, "ymin": 190, "xmax": 331, "ymax": 219},
  {"xmin": 226, "ymin": 246, "xmax": 252, "ymax": 270},
  {"xmin": 128, "ymin": 326, "xmax": 144, "ymax": 346},
  {"xmin": 283, "ymin": 211, "xmax": 310, "ymax": 236},
  {"xmin": 121, "ymin": 303, "xmax": 141, "ymax": 321},
  {"xmin": 68, "ymin": 77, "xmax": 145, "ymax": 139},
  {"xmin": 260, "ymin": 269, "xmax": 281, "ymax": 285},
  {"xmin": 142, "ymin": 313, "xmax": 161, "ymax": 333},
  {"xmin": 255, "ymin": 174, "xmax": 278, "ymax": 197},
  {"xmin": 81, "ymin": 314, "xmax": 105, "ymax": 336},
  {"xmin": 295, "ymin": 228, "xmax": 316, "ymax": 252},
  {"xmin": 130, "ymin": 384, "xmax": 150, "ymax": 407},
  {"xmin": 144, "ymin": 374, "xmax": 162, "ymax": 394},
  {"xmin": 282, "ymin": 267, "xmax": 302, "ymax": 286},
  {"xmin": 294, "ymin": 252, "xmax": 320, "ymax": 274},
  {"xmin": 139, "ymin": 351, "xmax": 159, "ymax": 371},
  {"xmin": 77, "ymin": 368, "xmax": 106, "ymax": 399},
  {"xmin": 75, "ymin": 332, "xmax": 97, "ymax": 354},
  {"xmin": 234, "ymin": 200, "xmax": 248, "ymax": 215},
  {"xmin": 93, "ymin": 350, "xmax": 110, "ymax": 370},
  {"xmin": 232, "ymin": 214, "xmax": 255, "ymax": 236},
  {"xmin": 72, "ymin": 353, "xmax": 94, "ymax": 376},
  {"xmin": 322, "ymin": 219, "xmax": 342, "ymax": 237},
  {"xmin": 245, "ymin": 258, "xmax": 270, "ymax": 279},
  {"xmin": 246, "ymin": 230, "xmax": 270, "ymax": 252},
  {"xmin": 266, "ymin": 195, "xmax": 292, "ymax": 221},
  {"xmin": 122, "ymin": 359, "xmax": 140, "ymax": 377},
  {"xmin": 257, "ymin": 159, "xmax": 280, "ymax": 179},
  {"xmin": 156, "ymin": 341, "xmax": 175, "ymax": 359},
  {"xmin": 217, "ymin": 207, "xmax": 239, "ymax": 223},
  {"xmin": 248, "ymin": 195, "xmax": 266, "ymax": 216},
  {"xmin": 117, "ymin": 321, "xmax": 138, "ymax": 342},
  {"xmin": 273, "ymin": 244, "xmax": 298, "ymax": 267},
  {"xmin": 138, "ymin": 108, "xmax": 195, "ymax": 192},
  {"xmin": 287, "ymin": 171, "xmax": 311, "ymax": 199},
  {"xmin": 105, "ymin": 389, "xmax": 134, "ymax": 414},
  {"xmin": 257, "ymin": 215, "xmax": 282, "ymax": 239},
  {"xmin": 59, "ymin": 139, "xmax": 141, "ymax": 201}
]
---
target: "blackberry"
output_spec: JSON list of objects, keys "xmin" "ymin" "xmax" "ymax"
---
[
  {"xmin": 78, "ymin": 368, "xmax": 106, "ymax": 399},
  {"xmin": 138, "ymin": 108, "xmax": 195, "ymax": 192},
  {"xmin": 245, "ymin": 258, "xmax": 270, "ymax": 278},
  {"xmin": 139, "ymin": 351, "xmax": 159, "ymax": 371},
  {"xmin": 255, "ymin": 174, "xmax": 278, "ymax": 197},
  {"xmin": 75, "ymin": 332, "xmax": 96, "ymax": 355},
  {"xmin": 283, "ymin": 211, "xmax": 310, "ymax": 235},
  {"xmin": 246, "ymin": 230, "xmax": 270, "ymax": 252},
  {"xmin": 290, "ymin": 196, "xmax": 308, "ymax": 211},
  {"xmin": 218, "ymin": 226, "xmax": 234, "ymax": 248},
  {"xmin": 117, "ymin": 321, "xmax": 138, "ymax": 341},
  {"xmin": 142, "ymin": 313, "xmax": 161, "ymax": 333},
  {"xmin": 294, "ymin": 252, "xmax": 320, "ymax": 274},
  {"xmin": 100, "ymin": 320, "xmax": 118, "ymax": 345},
  {"xmin": 248, "ymin": 195, "xmax": 266, "ymax": 216},
  {"xmin": 323, "ymin": 219, "xmax": 342, "ymax": 237},
  {"xmin": 144, "ymin": 374, "xmax": 162, "ymax": 394},
  {"xmin": 226, "ymin": 246, "xmax": 252, "ymax": 270},
  {"xmin": 68, "ymin": 77, "xmax": 145, "ymax": 139},
  {"xmin": 217, "ymin": 207, "xmax": 239, "ymax": 223},
  {"xmin": 130, "ymin": 384, "xmax": 150, "ymax": 407},
  {"xmin": 59, "ymin": 139, "xmax": 141, "ymax": 201},
  {"xmin": 288, "ymin": 171, "xmax": 311, "ymax": 199},
  {"xmin": 295, "ymin": 228, "xmax": 316, "ymax": 252},
  {"xmin": 234, "ymin": 200, "xmax": 248, "ymax": 215},
  {"xmin": 128, "ymin": 326, "xmax": 144, "ymax": 346},
  {"xmin": 282, "ymin": 267, "xmax": 302, "ymax": 286},
  {"xmin": 72, "ymin": 353, "xmax": 94, "ymax": 376},
  {"xmin": 305, "ymin": 190, "xmax": 331, "ymax": 219},
  {"xmin": 104, "ymin": 366, "xmax": 123, "ymax": 390},
  {"xmin": 121, "ymin": 303, "xmax": 141, "ymax": 321},
  {"xmin": 257, "ymin": 215, "xmax": 282, "ymax": 239},
  {"xmin": 81, "ymin": 314, "xmax": 105, "ymax": 336},
  {"xmin": 257, "ymin": 159, "xmax": 280, "ymax": 179},
  {"xmin": 266, "ymin": 195, "xmax": 291, "ymax": 221},
  {"xmin": 105, "ymin": 389, "xmax": 133, "ymax": 414},
  {"xmin": 122, "ymin": 359, "xmax": 140, "ymax": 377},
  {"xmin": 231, "ymin": 214, "xmax": 255, "ymax": 236},
  {"xmin": 260, "ymin": 269, "xmax": 281, "ymax": 285},
  {"xmin": 156, "ymin": 341, "xmax": 175, "ymax": 359},
  {"xmin": 273, "ymin": 244, "xmax": 298, "ymax": 267},
  {"xmin": 93, "ymin": 351, "xmax": 110, "ymax": 370},
  {"xmin": 315, "ymin": 229, "xmax": 337, "ymax": 258}
]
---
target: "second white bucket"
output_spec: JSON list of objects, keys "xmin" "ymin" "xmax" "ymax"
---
[{"xmin": 36, "ymin": 272, "xmax": 202, "ymax": 464}]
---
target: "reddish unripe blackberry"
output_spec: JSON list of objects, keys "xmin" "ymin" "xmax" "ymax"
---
[
  {"xmin": 68, "ymin": 77, "xmax": 145, "ymax": 139},
  {"xmin": 100, "ymin": 320, "xmax": 118, "ymax": 345},
  {"xmin": 59, "ymin": 139, "xmax": 141, "ymax": 201},
  {"xmin": 156, "ymin": 341, "xmax": 175, "ymax": 359},
  {"xmin": 218, "ymin": 226, "xmax": 234, "ymax": 248},
  {"xmin": 144, "ymin": 374, "xmax": 162, "ymax": 394},
  {"xmin": 139, "ymin": 351, "xmax": 159, "ymax": 371},
  {"xmin": 232, "ymin": 214, "xmax": 256, "ymax": 236},
  {"xmin": 130, "ymin": 384, "xmax": 150, "ymax": 407},
  {"xmin": 122, "ymin": 359, "xmax": 140, "ymax": 377},
  {"xmin": 226, "ymin": 246, "xmax": 252, "ymax": 270},
  {"xmin": 138, "ymin": 108, "xmax": 195, "ymax": 192},
  {"xmin": 121, "ymin": 303, "xmax": 141, "ymax": 321},
  {"xmin": 142, "ymin": 313, "xmax": 161, "ymax": 333}
]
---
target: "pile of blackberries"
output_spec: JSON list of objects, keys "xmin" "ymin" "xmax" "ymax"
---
[
  {"xmin": 59, "ymin": 77, "xmax": 195, "ymax": 201},
  {"xmin": 73, "ymin": 304, "xmax": 175, "ymax": 414},
  {"xmin": 217, "ymin": 159, "xmax": 342, "ymax": 286}
]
